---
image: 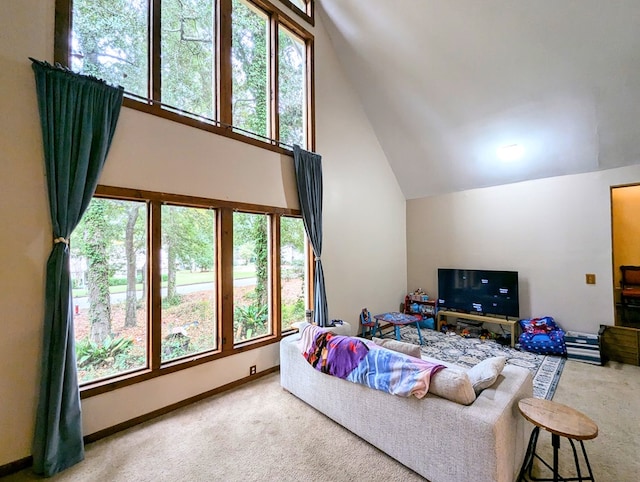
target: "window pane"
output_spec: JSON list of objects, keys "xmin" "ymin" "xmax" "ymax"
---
[
  {"xmin": 231, "ymin": 0, "xmax": 269, "ymax": 139},
  {"xmin": 280, "ymin": 217, "xmax": 307, "ymax": 332},
  {"xmin": 233, "ymin": 212, "xmax": 271, "ymax": 343},
  {"xmin": 289, "ymin": 0, "xmax": 307, "ymax": 14},
  {"xmin": 162, "ymin": 0, "xmax": 216, "ymax": 120},
  {"xmin": 278, "ymin": 26, "xmax": 306, "ymax": 147},
  {"xmin": 71, "ymin": 0, "xmax": 149, "ymax": 97},
  {"xmin": 161, "ymin": 206, "xmax": 217, "ymax": 362},
  {"xmin": 71, "ymin": 198, "xmax": 148, "ymax": 384}
]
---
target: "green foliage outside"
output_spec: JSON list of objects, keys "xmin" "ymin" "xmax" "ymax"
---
[
  {"xmin": 72, "ymin": 0, "xmax": 305, "ymax": 145},
  {"xmin": 76, "ymin": 336, "xmax": 133, "ymax": 368},
  {"xmin": 234, "ymin": 302, "xmax": 268, "ymax": 340}
]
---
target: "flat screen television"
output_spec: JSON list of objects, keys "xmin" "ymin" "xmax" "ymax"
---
[{"xmin": 437, "ymin": 268, "xmax": 519, "ymax": 318}]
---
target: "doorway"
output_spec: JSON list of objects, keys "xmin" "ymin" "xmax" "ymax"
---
[{"xmin": 611, "ymin": 184, "xmax": 640, "ymax": 328}]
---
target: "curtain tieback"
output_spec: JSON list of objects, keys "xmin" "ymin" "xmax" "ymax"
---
[
  {"xmin": 314, "ymin": 256, "xmax": 321, "ymax": 261},
  {"xmin": 53, "ymin": 237, "xmax": 69, "ymax": 245}
]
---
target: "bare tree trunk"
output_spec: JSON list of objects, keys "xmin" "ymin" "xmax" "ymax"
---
[
  {"xmin": 167, "ymin": 244, "xmax": 177, "ymax": 302},
  {"xmin": 124, "ymin": 205, "xmax": 140, "ymax": 327}
]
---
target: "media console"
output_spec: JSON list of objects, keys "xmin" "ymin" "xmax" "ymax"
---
[{"xmin": 436, "ymin": 310, "xmax": 518, "ymax": 347}]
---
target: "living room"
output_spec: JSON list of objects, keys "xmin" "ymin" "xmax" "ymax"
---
[{"xmin": 1, "ymin": 0, "xmax": 639, "ymax": 480}]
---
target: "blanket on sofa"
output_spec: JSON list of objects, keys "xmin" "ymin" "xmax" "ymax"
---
[{"xmin": 299, "ymin": 324, "xmax": 445, "ymax": 398}]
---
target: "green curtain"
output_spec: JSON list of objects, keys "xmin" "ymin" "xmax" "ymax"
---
[
  {"xmin": 293, "ymin": 145, "xmax": 329, "ymax": 327},
  {"xmin": 30, "ymin": 58, "xmax": 124, "ymax": 477}
]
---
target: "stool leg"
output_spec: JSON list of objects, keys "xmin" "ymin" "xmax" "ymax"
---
[
  {"xmin": 579, "ymin": 440, "xmax": 595, "ymax": 481},
  {"xmin": 568, "ymin": 439, "xmax": 583, "ymax": 481},
  {"xmin": 518, "ymin": 426, "xmax": 539, "ymax": 481},
  {"xmin": 551, "ymin": 433, "xmax": 560, "ymax": 482},
  {"xmin": 415, "ymin": 323, "xmax": 424, "ymax": 345}
]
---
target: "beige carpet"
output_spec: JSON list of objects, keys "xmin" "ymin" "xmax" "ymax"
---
[{"xmin": 3, "ymin": 360, "xmax": 639, "ymax": 482}]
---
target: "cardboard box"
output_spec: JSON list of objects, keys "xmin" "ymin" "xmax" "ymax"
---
[{"xmin": 565, "ymin": 331, "xmax": 602, "ymax": 365}]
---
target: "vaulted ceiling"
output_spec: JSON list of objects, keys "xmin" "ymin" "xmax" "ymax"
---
[{"xmin": 317, "ymin": 0, "xmax": 640, "ymax": 199}]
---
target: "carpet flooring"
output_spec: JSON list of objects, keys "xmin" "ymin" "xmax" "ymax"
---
[
  {"xmin": 2, "ymin": 361, "xmax": 639, "ymax": 481},
  {"xmin": 392, "ymin": 326, "xmax": 565, "ymax": 399}
]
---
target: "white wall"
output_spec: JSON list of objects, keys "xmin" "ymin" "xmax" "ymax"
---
[
  {"xmin": 408, "ymin": 165, "xmax": 640, "ymax": 334},
  {"xmin": 0, "ymin": 1, "xmax": 406, "ymax": 466}
]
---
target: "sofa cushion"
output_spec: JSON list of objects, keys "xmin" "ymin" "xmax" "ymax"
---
[
  {"xmin": 428, "ymin": 368, "xmax": 477, "ymax": 405},
  {"xmin": 371, "ymin": 337, "xmax": 422, "ymax": 359},
  {"xmin": 467, "ymin": 356, "xmax": 507, "ymax": 395}
]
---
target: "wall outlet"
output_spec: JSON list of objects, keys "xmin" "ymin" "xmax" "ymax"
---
[
  {"xmin": 249, "ymin": 365, "xmax": 256, "ymax": 375},
  {"xmin": 586, "ymin": 273, "xmax": 596, "ymax": 285}
]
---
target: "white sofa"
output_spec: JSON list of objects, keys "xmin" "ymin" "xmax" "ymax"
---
[{"xmin": 280, "ymin": 333, "xmax": 533, "ymax": 482}]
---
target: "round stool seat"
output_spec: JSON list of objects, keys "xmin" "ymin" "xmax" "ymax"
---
[
  {"xmin": 518, "ymin": 398, "xmax": 598, "ymax": 440},
  {"xmin": 517, "ymin": 398, "xmax": 598, "ymax": 482}
]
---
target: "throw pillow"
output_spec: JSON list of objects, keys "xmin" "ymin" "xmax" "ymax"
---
[
  {"xmin": 518, "ymin": 316, "xmax": 560, "ymax": 334},
  {"xmin": 371, "ymin": 337, "xmax": 422, "ymax": 359},
  {"xmin": 467, "ymin": 356, "xmax": 507, "ymax": 395},
  {"xmin": 428, "ymin": 368, "xmax": 477, "ymax": 405}
]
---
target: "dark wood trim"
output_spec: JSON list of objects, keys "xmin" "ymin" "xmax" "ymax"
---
[
  {"xmin": 56, "ymin": 0, "xmax": 314, "ymax": 154},
  {"xmin": 76, "ymin": 187, "xmax": 303, "ymax": 397},
  {"xmin": 0, "ymin": 368, "xmax": 280, "ymax": 477},
  {"xmin": 150, "ymin": 200, "xmax": 162, "ymax": 370},
  {"xmin": 150, "ymin": 0, "xmax": 161, "ymax": 101},
  {"xmin": 84, "ymin": 366, "xmax": 279, "ymax": 443},
  {"xmin": 94, "ymin": 185, "xmax": 302, "ymax": 216},
  {"xmin": 219, "ymin": 207, "xmax": 234, "ymax": 351},
  {"xmin": 272, "ymin": 215, "xmax": 282, "ymax": 336},
  {"xmin": 271, "ymin": 14, "xmax": 280, "ymax": 143},
  {"xmin": 277, "ymin": 0, "xmax": 314, "ymax": 26},
  {"xmin": 121, "ymin": 99, "xmax": 291, "ymax": 154},
  {"xmin": 307, "ymin": 36, "xmax": 315, "ymax": 151},
  {"xmin": 218, "ymin": 0, "xmax": 233, "ymax": 126},
  {"xmin": 54, "ymin": 0, "xmax": 71, "ymax": 65},
  {"xmin": 0, "ymin": 456, "xmax": 32, "ymax": 478}
]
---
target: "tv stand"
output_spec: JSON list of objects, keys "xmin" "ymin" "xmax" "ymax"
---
[{"xmin": 436, "ymin": 311, "xmax": 517, "ymax": 347}]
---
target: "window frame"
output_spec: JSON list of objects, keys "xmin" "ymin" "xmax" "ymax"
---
[
  {"xmin": 279, "ymin": 0, "xmax": 313, "ymax": 25},
  {"xmin": 53, "ymin": 0, "xmax": 315, "ymax": 154},
  {"xmin": 77, "ymin": 185, "xmax": 309, "ymax": 398}
]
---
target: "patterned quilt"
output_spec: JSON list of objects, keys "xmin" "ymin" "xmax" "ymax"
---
[{"xmin": 299, "ymin": 324, "xmax": 444, "ymax": 398}]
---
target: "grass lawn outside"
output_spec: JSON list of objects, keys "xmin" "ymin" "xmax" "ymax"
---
[{"xmin": 72, "ymin": 267, "xmax": 256, "ymax": 297}]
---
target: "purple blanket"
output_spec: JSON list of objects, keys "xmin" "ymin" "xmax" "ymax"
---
[{"xmin": 300, "ymin": 325, "xmax": 444, "ymax": 398}]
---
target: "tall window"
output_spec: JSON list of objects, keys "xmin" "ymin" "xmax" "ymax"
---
[
  {"xmin": 161, "ymin": 205, "xmax": 217, "ymax": 362},
  {"xmin": 232, "ymin": 0, "xmax": 269, "ymax": 139},
  {"xmin": 70, "ymin": 0, "xmax": 149, "ymax": 98},
  {"xmin": 70, "ymin": 187, "xmax": 308, "ymax": 390},
  {"xmin": 161, "ymin": 0, "xmax": 216, "ymax": 120},
  {"xmin": 59, "ymin": 0, "xmax": 313, "ymax": 150},
  {"xmin": 233, "ymin": 212, "xmax": 271, "ymax": 343},
  {"xmin": 71, "ymin": 198, "xmax": 148, "ymax": 384},
  {"xmin": 278, "ymin": 25, "xmax": 306, "ymax": 147},
  {"xmin": 280, "ymin": 216, "xmax": 307, "ymax": 332}
]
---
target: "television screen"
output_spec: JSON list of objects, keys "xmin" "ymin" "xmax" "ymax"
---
[{"xmin": 437, "ymin": 268, "xmax": 519, "ymax": 318}]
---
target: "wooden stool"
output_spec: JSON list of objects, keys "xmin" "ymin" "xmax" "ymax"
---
[{"xmin": 517, "ymin": 398, "xmax": 598, "ymax": 482}]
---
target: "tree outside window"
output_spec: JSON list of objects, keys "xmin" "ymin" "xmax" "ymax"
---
[{"xmin": 71, "ymin": 198, "xmax": 148, "ymax": 384}]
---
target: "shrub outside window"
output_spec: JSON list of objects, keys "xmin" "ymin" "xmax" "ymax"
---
[{"xmin": 71, "ymin": 198, "xmax": 148, "ymax": 385}]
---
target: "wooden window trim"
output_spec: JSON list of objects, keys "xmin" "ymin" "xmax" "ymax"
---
[
  {"xmin": 278, "ymin": 0, "xmax": 314, "ymax": 26},
  {"xmin": 78, "ymin": 186, "xmax": 305, "ymax": 399},
  {"xmin": 55, "ymin": 0, "xmax": 314, "ymax": 154}
]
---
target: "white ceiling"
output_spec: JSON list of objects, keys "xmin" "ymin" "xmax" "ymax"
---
[{"xmin": 317, "ymin": 0, "xmax": 640, "ymax": 199}]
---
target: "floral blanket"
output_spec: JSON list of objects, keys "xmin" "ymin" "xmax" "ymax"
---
[{"xmin": 299, "ymin": 324, "xmax": 444, "ymax": 398}]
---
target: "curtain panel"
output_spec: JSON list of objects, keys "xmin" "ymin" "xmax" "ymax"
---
[
  {"xmin": 293, "ymin": 145, "xmax": 329, "ymax": 327},
  {"xmin": 30, "ymin": 58, "xmax": 124, "ymax": 477}
]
